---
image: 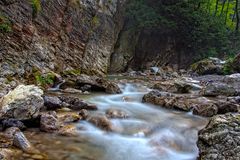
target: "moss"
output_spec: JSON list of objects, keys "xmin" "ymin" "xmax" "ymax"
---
[
  {"xmin": 92, "ymin": 15, "xmax": 100, "ymax": 28},
  {"xmin": 31, "ymin": 0, "xmax": 41, "ymax": 18},
  {"xmin": 61, "ymin": 69, "xmax": 81, "ymax": 77},
  {"xmin": 0, "ymin": 14, "xmax": 12, "ymax": 33}
]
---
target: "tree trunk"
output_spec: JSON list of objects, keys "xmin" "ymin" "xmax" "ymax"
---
[
  {"xmin": 236, "ymin": 0, "xmax": 239, "ymax": 32},
  {"xmin": 225, "ymin": 0, "xmax": 230, "ymax": 25},
  {"xmin": 214, "ymin": 0, "xmax": 219, "ymax": 16},
  {"xmin": 220, "ymin": 0, "xmax": 227, "ymax": 16}
]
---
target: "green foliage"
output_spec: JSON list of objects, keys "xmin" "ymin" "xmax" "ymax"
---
[
  {"xmin": 126, "ymin": 0, "xmax": 239, "ymax": 61},
  {"xmin": 126, "ymin": 0, "xmax": 176, "ymax": 30},
  {"xmin": 31, "ymin": 0, "xmax": 41, "ymax": 18},
  {"xmin": 0, "ymin": 14, "xmax": 12, "ymax": 33},
  {"xmin": 223, "ymin": 56, "xmax": 235, "ymax": 74},
  {"xmin": 34, "ymin": 72, "xmax": 55, "ymax": 87}
]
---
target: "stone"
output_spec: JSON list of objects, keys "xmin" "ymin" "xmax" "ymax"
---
[
  {"xmin": 1, "ymin": 119, "xmax": 26, "ymax": 130},
  {"xmin": 79, "ymin": 109, "xmax": 89, "ymax": 120},
  {"xmin": 58, "ymin": 124, "xmax": 78, "ymax": 137},
  {"xmin": 198, "ymin": 113, "xmax": 240, "ymax": 160},
  {"xmin": 43, "ymin": 96, "xmax": 62, "ymax": 110},
  {"xmin": 58, "ymin": 112, "xmax": 81, "ymax": 123},
  {"xmin": 0, "ymin": 85, "xmax": 44, "ymax": 120},
  {"xmin": 13, "ymin": 131, "xmax": 33, "ymax": 153},
  {"xmin": 105, "ymin": 108, "xmax": 129, "ymax": 119},
  {"xmin": 75, "ymin": 74, "xmax": 122, "ymax": 94},
  {"xmin": 87, "ymin": 115, "xmax": 113, "ymax": 131},
  {"xmin": 3, "ymin": 127, "xmax": 33, "ymax": 153},
  {"xmin": 191, "ymin": 58, "xmax": 224, "ymax": 75},
  {"xmin": 201, "ymin": 82, "xmax": 236, "ymax": 97},
  {"xmin": 174, "ymin": 80, "xmax": 192, "ymax": 93},
  {"xmin": 63, "ymin": 88, "xmax": 83, "ymax": 94},
  {"xmin": 40, "ymin": 112, "xmax": 59, "ymax": 133},
  {"xmin": 58, "ymin": 95, "xmax": 98, "ymax": 111}
]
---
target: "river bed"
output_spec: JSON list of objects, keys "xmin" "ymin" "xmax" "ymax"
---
[{"xmin": 23, "ymin": 83, "xmax": 208, "ymax": 160}]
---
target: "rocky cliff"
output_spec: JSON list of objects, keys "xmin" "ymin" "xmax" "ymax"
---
[{"xmin": 0, "ymin": 0, "xmax": 126, "ymax": 79}]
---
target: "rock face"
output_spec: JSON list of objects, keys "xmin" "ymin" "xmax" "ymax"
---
[
  {"xmin": 0, "ymin": 85, "xmax": 44, "ymax": 120},
  {"xmin": 198, "ymin": 113, "xmax": 240, "ymax": 160},
  {"xmin": 0, "ymin": 0, "xmax": 126, "ymax": 78}
]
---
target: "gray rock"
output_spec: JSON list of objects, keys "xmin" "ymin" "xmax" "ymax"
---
[
  {"xmin": 105, "ymin": 108, "xmax": 129, "ymax": 119},
  {"xmin": 0, "ymin": 85, "xmax": 44, "ymax": 120},
  {"xmin": 201, "ymin": 82, "xmax": 237, "ymax": 97},
  {"xmin": 198, "ymin": 113, "xmax": 240, "ymax": 160},
  {"xmin": 40, "ymin": 112, "xmax": 59, "ymax": 133}
]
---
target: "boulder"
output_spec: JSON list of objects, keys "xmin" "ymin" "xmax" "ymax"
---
[
  {"xmin": 142, "ymin": 91, "xmax": 192, "ymax": 111},
  {"xmin": 0, "ymin": 85, "xmax": 44, "ymax": 120},
  {"xmin": 198, "ymin": 113, "xmax": 240, "ymax": 160},
  {"xmin": 62, "ymin": 74, "xmax": 122, "ymax": 94},
  {"xmin": 43, "ymin": 96, "xmax": 62, "ymax": 110},
  {"xmin": 105, "ymin": 108, "xmax": 129, "ymax": 119},
  {"xmin": 1, "ymin": 119, "xmax": 26, "ymax": 130},
  {"xmin": 201, "ymin": 82, "xmax": 236, "ymax": 97},
  {"xmin": 79, "ymin": 109, "xmax": 89, "ymax": 120},
  {"xmin": 58, "ymin": 112, "xmax": 81, "ymax": 123},
  {"xmin": 174, "ymin": 80, "xmax": 192, "ymax": 93},
  {"xmin": 87, "ymin": 115, "xmax": 113, "ymax": 131},
  {"xmin": 58, "ymin": 96, "xmax": 98, "ymax": 111},
  {"xmin": 40, "ymin": 112, "xmax": 60, "ymax": 133},
  {"xmin": 58, "ymin": 124, "xmax": 78, "ymax": 137},
  {"xmin": 4, "ymin": 127, "xmax": 33, "ymax": 153},
  {"xmin": 191, "ymin": 58, "xmax": 224, "ymax": 75}
]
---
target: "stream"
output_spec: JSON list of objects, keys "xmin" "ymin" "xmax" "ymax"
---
[{"xmin": 24, "ymin": 83, "xmax": 208, "ymax": 160}]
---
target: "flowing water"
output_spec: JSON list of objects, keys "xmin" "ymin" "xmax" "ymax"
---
[{"xmin": 24, "ymin": 83, "xmax": 208, "ymax": 160}]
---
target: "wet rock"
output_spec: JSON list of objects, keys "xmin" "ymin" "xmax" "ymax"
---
[
  {"xmin": 198, "ymin": 113, "xmax": 240, "ymax": 160},
  {"xmin": 40, "ymin": 112, "xmax": 59, "ymax": 133},
  {"xmin": 192, "ymin": 102, "xmax": 218, "ymax": 117},
  {"xmin": 174, "ymin": 80, "xmax": 192, "ymax": 93},
  {"xmin": 87, "ymin": 115, "xmax": 113, "ymax": 131},
  {"xmin": 2, "ymin": 119, "xmax": 26, "ymax": 130},
  {"xmin": 142, "ymin": 91, "xmax": 191, "ymax": 111},
  {"xmin": 215, "ymin": 101, "xmax": 239, "ymax": 114},
  {"xmin": 80, "ymin": 84, "xmax": 92, "ymax": 92},
  {"xmin": 79, "ymin": 109, "xmax": 89, "ymax": 120},
  {"xmin": 13, "ymin": 131, "xmax": 32, "ymax": 153},
  {"xmin": 105, "ymin": 108, "xmax": 129, "ymax": 119},
  {"xmin": 3, "ymin": 127, "xmax": 33, "ymax": 153},
  {"xmin": 0, "ymin": 148, "xmax": 21, "ymax": 160},
  {"xmin": 201, "ymin": 82, "xmax": 236, "ymax": 97},
  {"xmin": 191, "ymin": 58, "xmax": 224, "ymax": 75},
  {"xmin": 153, "ymin": 82, "xmax": 177, "ymax": 93},
  {"xmin": 58, "ymin": 112, "xmax": 81, "ymax": 123},
  {"xmin": 63, "ymin": 74, "xmax": 122, "ymax": 94},
  {"xmin": 63, "ymin": 88, "xmax": 83, "ymax": 94},
  {"xmin": 0, "ymin": 85, "xmax": 44, "ymax": 120},
  {"xmin": 43, "ymin": 96, "xmax": 62, "ymax": 110},
  {"xmin": 58, "ymin": 96, "xmax": 97, "ymax": 111},
  {"xmin": 58, "ymin": 124, "xmax": 78, "ymax": 137}
]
